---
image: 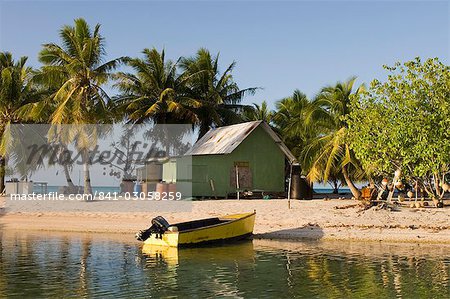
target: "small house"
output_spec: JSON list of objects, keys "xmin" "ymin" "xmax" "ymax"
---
[{"xmin": 176, "ymin": 121, "xmax": 297, "ymax": 198}]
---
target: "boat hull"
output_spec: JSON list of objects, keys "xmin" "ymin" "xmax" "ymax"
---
[{"xmin": 143, "ymin": 212, "xmax": 256, "ymax": 247}]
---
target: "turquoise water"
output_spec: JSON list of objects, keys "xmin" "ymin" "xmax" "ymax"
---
[
  {"xmin": 314, "ymin": 188, "xmax": 350, "ymax": 194},
  {"xmin": 0, "ymin": 232, "xmax": 448, "ymax": 298},
  {"xmin": 38, "ymin": 186, "xmax": 346, "ymax": 194}
]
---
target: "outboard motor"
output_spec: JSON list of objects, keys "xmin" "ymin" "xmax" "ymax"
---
[{"xmin": 135, "ymin": 216, "xmax": 170, "ymax": 241}]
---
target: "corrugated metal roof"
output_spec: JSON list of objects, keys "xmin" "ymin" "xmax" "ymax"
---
[{"xmin": 185, "ymin": 121, "xmax": 297, "ymax": 163}]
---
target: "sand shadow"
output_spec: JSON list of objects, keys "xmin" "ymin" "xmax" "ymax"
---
[
  {"xmin": 0, "ymin": 196, "xmax": 6, "ymax": 232},
  {"xmin": 254, "ymin": 224, "xmax": 325, "ymax": 241},
  {"xmin": 0, "ymin": 196, "xmax": 5, "ymax": 216}
]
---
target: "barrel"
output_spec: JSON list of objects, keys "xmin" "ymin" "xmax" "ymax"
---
[
  {"xmin": 155, "ymin": 183, "xmax": 168, "ymax": 199},
  {"xmin": 133, "ymin": 182, "xmax": 142, "ymax": 193},
  {"xmin": 299, "ymin": 177, "xmax": 313, "ymax": 200},
  {"xmin": 167, "ymin": 183, "xmax": 176, "ymax": 194},
  {"xmin": 141, "ymin": 182, "xmax": 147, "ymax": 195},
  {"xmin": 290, "ymin": 164, "xmax": 313, "ymax": 200}
]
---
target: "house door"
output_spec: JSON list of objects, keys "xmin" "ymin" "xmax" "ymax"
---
[{"xmin": 230, "ymin": 161, "xmax": 252, "ymax": 189}]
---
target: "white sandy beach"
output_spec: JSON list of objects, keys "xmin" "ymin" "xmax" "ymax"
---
[{"xmin": 1, "ymin": 197, "xmax": 449, "ymax": 244}]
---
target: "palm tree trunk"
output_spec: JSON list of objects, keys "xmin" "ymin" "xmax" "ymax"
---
[
  {"xmin": 330, "ymin": 179, "xmax": 339, "ymax": 194},
  {"xmin": 59, "ymin": 145, "xmax": 76, "ymax": 192},
  {"xmin": 63, "ymin": 163, "xmax": 76, "ymax": 191},
  {"xmin": 0, "ymin": 155, "xmax": 5, "ymax": 194},
  {"xmin": 342, "ymin": 165, "xmax": 361, "ymax": 199},
  {"xmin": 83, "ymin": 149, "xmax": 92, "ymax": 195}
]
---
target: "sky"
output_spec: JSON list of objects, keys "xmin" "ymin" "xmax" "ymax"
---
[{"xmin": 0, "ymin": 0, "xmax": 449, "ymax": 109}]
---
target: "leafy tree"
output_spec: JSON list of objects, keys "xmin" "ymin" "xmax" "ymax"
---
[
  {"xmin": 0, "ymin": 52, "xmax": 35, "ymax": 193},
  {"xmin": 34, "ymin": 18, "xmax": 125, "ymax": 194},
  {"xmin": 20, "ymin": 72, "xmax": 77, "ymax": 192},
  {"xmin": 243, "ymin": 101, "xmax": 273, "ymax": 123},
  {"xmin": 115, "ymin": 48, "xmax": 199, "ymax": 124},
  {"xmin": 347, "ymin": 57, "xmax": 450, "ymax": 200},
  {"xmin": 304, "ymin": 78, "xmax": 365, "ymax": 199},
  {"xmin": 273, "ymin": 90, "xmax": 313, "ymax": 161},
  {"xmin": 180, "ymin": 48, "xmax": 258, "ymax": 138}
]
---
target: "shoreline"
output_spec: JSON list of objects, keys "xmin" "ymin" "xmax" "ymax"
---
[{"xmin": 1, "ymin": 198, "xmax": 449, "ymax": 244}]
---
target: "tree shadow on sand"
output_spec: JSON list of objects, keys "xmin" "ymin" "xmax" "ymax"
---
[
  {"xmin": 254, "ymin": 223, "xmax": 325, "ymax": 241},
  {"xmin": 0, "ymin": 196, "xmax": 5, "ymax": 217}
]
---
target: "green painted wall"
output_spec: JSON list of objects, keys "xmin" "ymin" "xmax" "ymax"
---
[{"xmin": 177, "ymin": 126, "xmax": 286, "ymax": 197}]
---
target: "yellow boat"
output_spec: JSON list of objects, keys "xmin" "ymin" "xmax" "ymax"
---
[{"xmin": 136, "ymin": 212, "xmax": 256, "ymax": 247}]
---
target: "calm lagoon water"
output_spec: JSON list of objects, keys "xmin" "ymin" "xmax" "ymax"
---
[{"xmin": 0, "ymin": 231, "xmax": 449, "ymax": 298}]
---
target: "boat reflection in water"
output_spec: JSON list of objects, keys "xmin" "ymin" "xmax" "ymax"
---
[
  {"xmin": 140, "ymin": 241, "xmax": 257, "ymax": 297},
  {"xmin": 142, "ymin": 240, "xmax": 255, "ymax": 266}
]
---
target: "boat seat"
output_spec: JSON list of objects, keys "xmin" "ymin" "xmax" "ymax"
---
[{"xmin": 176, "ymin": 218, "xmax": 231, "ymax": 231}]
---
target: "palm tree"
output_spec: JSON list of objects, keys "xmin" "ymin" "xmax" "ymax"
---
[
  {"xmin": 35, "ymin": 18, "xmax": 125, "ymax": 194},
  {"xmin": 180, "ymin": 48, "xmax": 258, "ymax": 138},
  {"xmin": 243, "ymin": 101, "xmax": 273, "ymax": 123},
  {"xmin": 272, "ymin": 90, "xmax": 314, "ymax": 160},
  {"xmin": 115, "ymin": 48, "xmax": 199, "ymax": 124},
  {"xmin": 304, "ymin": 77, "xmax": 365, "ymax": 199},
  {"xmin": 20, "ymin": 73, "xmax": 77, "ymax": 193},
  {"xmin": 0, "ymin": 52, "xmax": 35, "ymax": 193}
]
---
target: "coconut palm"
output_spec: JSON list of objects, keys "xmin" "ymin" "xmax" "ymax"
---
[
  {"xmin": 0, "ymin": 52, "xmax": 36, "ymax": 193},
  {"xmin": 273, "ymin": 90, "xmax": 314, "ymax": 160},
  {"xmin": 243, "ymin": 101, "xmax": 273, "ymax": 123},
  {"xmin": 19, "ymin": 74, "xmax": 77, "ymax": 192},
  {"xmin": 180, "ymin": 48, "xmax": 258, "ymax": 138},
  {"xmin": 34, "ymin": 18, "xmax": 125, "ymax": 194},
  {"xmin": 115, "ymin": 48, "xmax": 199, "ymax": 124},
  {"xmin": 304, "ymin": 77, "xmax": 365, "ymax": 199},
  {"xmin": 115, "ymin": 48, "xmax": 202, "ymax": 160},
  {"xmin": 0, "ymin": 55, "xmax": 72, "ymax": 191}
]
